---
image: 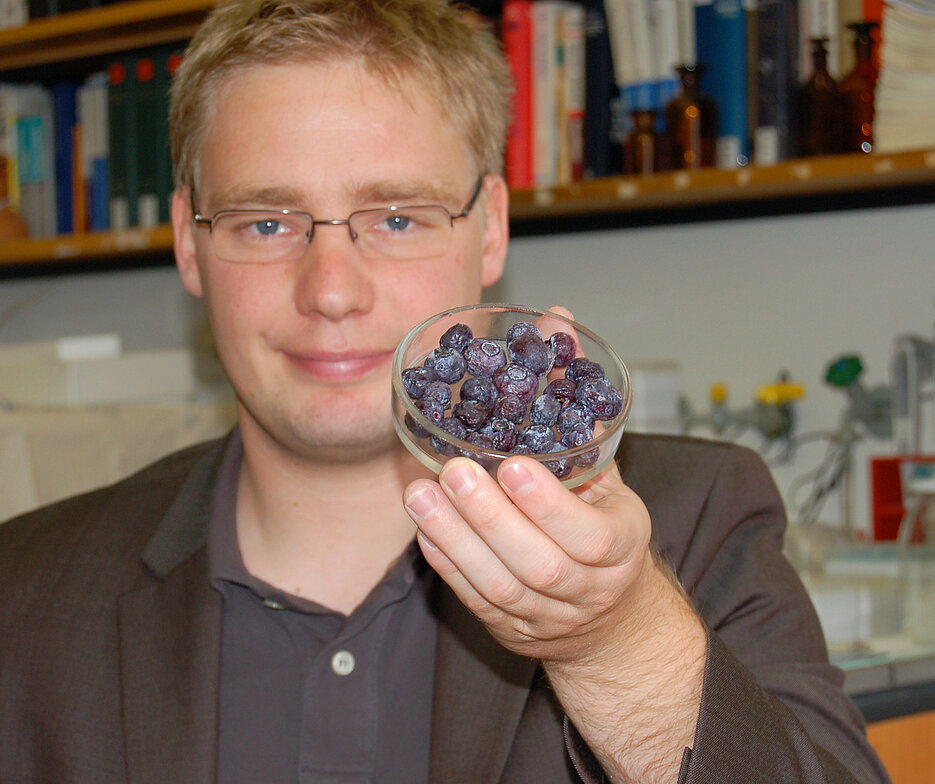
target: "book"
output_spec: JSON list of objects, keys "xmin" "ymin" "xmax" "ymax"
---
[
  {"xmin": 754, "ymin": 0, "xmax": 799, "ymax": 164},
  {"xmin": 133, "ymin": 54, "xmax": 159, "ymax": 228},
  {"xmin": 695, "ymin": 0, "xmax": 751, "ymax": 167},
  {"xmin": 532, "ymin": 0, "xmax": 565, "ymax": 187},
  {"xmin": 107, "ymin": 59, "xmax": 133, "ymax": 229},
  {"xmin": 157, "ymin": 50, "xmax": 183, "ymax": 225},
  {"xmin": 15, "ymin": 85, "xmax": 56, "ymax": 237},
  {"xmin": 77, "ymin": 71, "xmax": 109, "ymax": 232},
  {"xmin": 581, "ymin": 0, "xmax": 620, "ymax": 178},
  {"xmin": 52, "ymin": 81, "xmax": 78, "ymax": 235},
  {"xmin": 557, "ymin": 2, "xmax": 586, "ymax": 184},
  {"xmin": 502, "ymin": 0, "xmax": 534, "ymax": 189}
]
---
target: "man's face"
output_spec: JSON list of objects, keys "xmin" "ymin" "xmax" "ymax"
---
[{"xmin": 172, "ymin": 61, "xmax": 508, "ymax": 463}]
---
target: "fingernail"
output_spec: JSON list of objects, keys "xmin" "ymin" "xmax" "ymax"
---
[
  {"xmin": 405, "ymin": 486, "xmax": 438, "ymax": 519},
  {"xmin": 417, "ymin": 531, "xmax": 439, "ymax": 551},
  {"xmin": 500, "ymin": 462, "xmax": 534, "ymax": 495},
  {"xmin": 441, "ymin": 462, "xmax": 478, "ymax": 498}
]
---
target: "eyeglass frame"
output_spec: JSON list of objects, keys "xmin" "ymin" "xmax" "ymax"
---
[{"xmin": 189, "ymin": 176, "xmax": 486, "ymax": 263}]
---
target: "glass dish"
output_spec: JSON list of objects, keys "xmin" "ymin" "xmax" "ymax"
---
[{"xmin": 391, "ymin": 303, "xmax": 631, "ymax": 488}]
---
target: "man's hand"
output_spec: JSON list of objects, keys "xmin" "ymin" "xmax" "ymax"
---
[{"xmin": 403, "ymin": 455, "xmax": 707, "ymax": 783}]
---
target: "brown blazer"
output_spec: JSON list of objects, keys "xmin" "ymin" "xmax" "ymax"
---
[{"xmin": 0, "ymin": 433, "xmax": 890, "ymax": 783}]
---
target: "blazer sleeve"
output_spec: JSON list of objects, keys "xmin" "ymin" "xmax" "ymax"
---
[{"xmin": 614, "ymin": 435, "xmax": 892, "ymax": 784}]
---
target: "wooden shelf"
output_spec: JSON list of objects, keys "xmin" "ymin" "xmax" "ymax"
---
[
  {"xmin": 510, "ymin": 148, "xmax": 935, "ymax": 220},
  {"xmin": 0, "ymin": 0, "xmax": 213, "ymax": 70},
  {"xmin": 2, "ymin": 149, "xmax": 934, "ymax": 269}
]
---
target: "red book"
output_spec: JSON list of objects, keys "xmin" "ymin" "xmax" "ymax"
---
[{"xmin": 502, "ymin": 0, "xmax": 534, "ymax": 189}]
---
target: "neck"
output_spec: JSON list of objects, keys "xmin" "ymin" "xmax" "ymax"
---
[{"xmin": 234, "ymin": 422, "xmax": 432, "ymax": 614}]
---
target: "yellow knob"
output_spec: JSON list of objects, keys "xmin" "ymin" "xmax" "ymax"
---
[
  {"xmin": 756, "ymin": 382, "xmax": 806, "ymax": 405},
  {"xmin": 710, "ymin": 383, "xmax": 728, "ymax": 404}
]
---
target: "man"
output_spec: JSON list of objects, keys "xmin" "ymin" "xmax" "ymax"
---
[{"xmin": 0, "ymin": 1, "xmax": 890, "ymax": 782}]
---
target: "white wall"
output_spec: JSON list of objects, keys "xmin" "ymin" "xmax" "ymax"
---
[{"xmin": 2, "ymin": 201, "xmax": 933, "ymax": 531}]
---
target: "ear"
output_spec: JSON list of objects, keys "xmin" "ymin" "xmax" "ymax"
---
[
  {"xmin": 479, "ymin": 174, "xmax": 509, "ymax": 289},
  {"xmin": 172, "ymin": 186, "xmax": 204, "ymax": 298}
]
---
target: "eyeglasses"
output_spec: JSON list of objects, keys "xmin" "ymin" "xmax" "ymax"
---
[{"xmin": 191, "ymin": 177, "xmax": 485, "ymax": 264}]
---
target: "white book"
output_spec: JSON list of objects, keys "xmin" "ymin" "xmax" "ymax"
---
[
  {"xmin": 532, "ymin": 1, "xmax": 566, "ymax": 187},
  {"xmin": 557, "ymin": 3, "xmax": 586, "ymax": 184}
]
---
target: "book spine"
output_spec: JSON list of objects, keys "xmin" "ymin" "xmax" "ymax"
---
[
  {"xmin": 695, "ymin": 0, "xmax": 751, "ymax": 167},
  {"xmin": 754, "ymin": 0, "xmax": 799, "ymax": 164},
  {"xmin": 561, "ymin": 3, "xmax": 586, "ymax": 183},
  {"xmin": 0, "ymin": 86, "xmax": 20, "ymax": 212},
  {"xmin": 79, "ymin": 71, "xmax": 109, "ymax": 231},
  {"xmin": 502, "ymin": 0, "xmax": 534, "ymax": 189},
  {"xmin": 107, "ymin": 60, "xmax": 129, "ymax": 229},
  {"xmin": 133, "ymin": 54, "xmax": 159, "ymax": 227},
  {"xmin": 52, "ymin": 81, "xmax": 77, "ymax": 235},
  {"xmin": 582, "ymin": 0, "xmax": 619, "ymax": 178},
  {"xmin": 532, "ymin": 1, "xmax": 562, "ymax": 187},
  {"xmin": 157, "ymin": 50, "xmax": 183, "ymax": 225}
]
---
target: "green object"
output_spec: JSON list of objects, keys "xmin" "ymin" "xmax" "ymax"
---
[{"xmin": 825, "ymin": 355, "xmax": 863, "ymax": 387}]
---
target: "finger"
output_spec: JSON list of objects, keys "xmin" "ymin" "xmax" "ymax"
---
[{"xmin": 497, "ymin": 456, "xmax": 651, "ymax": 570}]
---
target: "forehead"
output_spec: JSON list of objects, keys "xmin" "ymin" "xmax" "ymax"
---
[{"xmin": 196, "ymin": 61, "xmax": 474, "ymax": 207}]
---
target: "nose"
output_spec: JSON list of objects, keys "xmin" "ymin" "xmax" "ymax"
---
[{"xmin": 292, "ymin": 222, "xmax": 374, "ymax": 321}]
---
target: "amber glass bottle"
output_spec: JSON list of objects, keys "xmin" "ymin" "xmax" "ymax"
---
[
  {"xmin": 798, "ymin": 38, "xmax": 843, "ymax": 156},
  {"xmin": 623, "ymin": 109, "xmax": 666, "ymax": 174},
  {"xmin": 665, "ymin": 64, "xmax": 717, "ymax": 169},
  {"xmin": 839, "ymin": 22, "xmax": 880, "ymax": 153}
]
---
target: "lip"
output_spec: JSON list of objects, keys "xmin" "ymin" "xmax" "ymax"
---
[{"xmin": 284, "ymin": 349, "xmax": 394, "ymax": 384}]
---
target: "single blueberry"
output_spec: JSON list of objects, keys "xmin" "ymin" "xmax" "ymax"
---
[
  {"xmin": 542, "ymin": 441, "xmax": 573, "ymax": 479},
  {"xmin": 565, "ymin": 357, "xmax": 605, "ymax": 383},
  {"xmin": 561, "ymin": 423, "xmax": 594, "ymax": 449},
  {"xmin": 529, "ymin": 394, "xmax": 561, "ymax": 428},
  {"xmin": 549, "ymin": 331, "xmax": 577, "ymax": 367},
  {"xmin": 480, "ymin": 417, "xmax": 520, "ymax": 452},
  {"xmin": 453, "ymin": 399, "xmax": 491, "ymax": 430},
  {"xmin": 439, "ymin": 322, "xmax": 473, "ymax": 352},
  {"xmin": 575, "ymin": 377, "xmax": 624, "ymax": 421},
  {"xmin": 422, "ymin": 380, "xmax": 452, "ymax": 410},
  {"xmin": 492, "ymin": 393, "xmax": 527, "ymax": 424},
  {"xmin": 406, "ymin": 398, "xmax": 445, "ymax": 438},
  {"xmin": 543, "ymin": 378, "xmax": 577, "ymax": 408},
  {"xmin": 461, "ymin": 376, "xmax": 499, "ymax": 408},
  {"xmin": 402, "ymin": 365, "xmax": 437, "ymax": 399},
  {"xmin": 493, "ymin": 363, "xmax": 540, "ymax": 404},
  {"xmin": 506, "ymin": 321, "xmax": 541, "ymax": 343},
  {"xmin": 518, "ymin": 423, "xmax": 556, "ymax": 453},
  {"xmin": 431, "ymin": 416, "xmax": 468, "ymax": 456},
  {"xmin": 556, "ymin": 403, "xmax": 595, "ymax": 434},
  {"xmin": 507, "ymin": 333, "xmax": 554, "ymax": 376},
  {"xmin": 462, "ymin": 338, "xmax": 507, "ymax": 378},
  {"xmin": 425, "ymin": 347, "xmax": 467, "ymax": 384}
]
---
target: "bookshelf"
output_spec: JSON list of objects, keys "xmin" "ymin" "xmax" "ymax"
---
[{"xmin": 0, "ymin": 0, "xmax": 933, "ymax": 271}]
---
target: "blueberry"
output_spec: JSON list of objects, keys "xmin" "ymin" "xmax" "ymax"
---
[
  {"xmin": 542, "ymin": 442, "xmax": 573, "ymax": 479},
  {"xmin": 506, "ymin": 321, "xmax": 541, "ymax": 343},
  {"xmin": 480, "ymin": 417, "xmax": 519, "ymax": 452},
  {"xmin": 518, "ymin": 424, "xmax": 556, "ymax": 453},
  {"xmin": 453, "ymin": 399, "xmax": 491, "ymax": 430},
  {"xmin": 460, "ymin": 376, "xmax": 499, "ymax": 408},
  {"xmin": 422, "ymin": 380, "xmax": 452, "ymax": 410},
  {"xmin": 440, "ymin": 322, "xmax": 473, "ymax": 352},
  {"xmin": 543, "ymin": 378, "xmax": 577, "ymax": 407},
  {"xmin": 492, "ymin": 393, "xmax": 526, "ymax": 424},
  {"xmin": 406, "ymin": 398, "xmax": 446, "ymax": 438},
  {"xmin": 462, "ymin": 338, "xmax": 507, "ymax": 377},
  {"xmin": 461, "ymin": 431, "xmax": 498, "ymax": 468},
  {"xmin": 549, "ymin": 331, "xmax": 577, "ymax": 367},
  {"xmin": 575, "ymin": 377, "xmax": 624, "ymax": 421},
  {"xmin": 529, "ymin": 394, "xmax": 560, "ymax": 428},
  {"xmin": 510, "ymin": 444, "xmax": 536, "ymax": 455},
  {"xmin": 402, "ymin": 366, "xmax": 437, "ymax": 399},
  {"xmin": 431, "ymin": 416, "xmax": 468, "ymax": 456},
  {"xmin": 493, "ymin": 363, "xmax": 540, "ymax": 404},
  {"xmin": 556, "ymin": 403, "xmax": 595, "ymax": 434},
  {"xmin": 565, "ymin": 357, "xmax": 605, "ymax": 383},
  {"xmin": 561, "ymin": 423, "xmax": 594, "ymax": 449},
  {"xmin": 507, "ymin": 333, "xmax": 554, "ymax": 376},
  {"xmin": 425, "ymin": 347, "xmax": 467, "ymax": 384}
]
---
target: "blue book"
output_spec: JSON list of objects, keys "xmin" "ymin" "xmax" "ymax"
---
[
  {"xmin": 695, "ymin": 0, "xmax": 750, "ymax": 168},
  {"xmin": 52, "ymin": 82, "xmax": 78, "ymax": 235},
  {"xmin": 582, "ymin": 0, "xmax": 620, "ymax": 178}
]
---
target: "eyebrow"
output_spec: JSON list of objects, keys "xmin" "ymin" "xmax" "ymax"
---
[{"xmin": 207, "ymin": 180, "xmax": 462, "ymax": 213}]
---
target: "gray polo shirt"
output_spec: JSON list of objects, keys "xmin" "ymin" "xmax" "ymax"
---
[{"xmin": 208, "ymin": 436, "xmax": 438, "ymax": 783}]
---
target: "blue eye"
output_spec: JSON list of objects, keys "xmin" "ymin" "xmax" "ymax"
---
[
  {"xmin": 385, "ymin": 214, "xmax": 412, "ymax": 231},
  {"xmin": 255, "ymin": 219, "xmax": 282, "ymax": 236}
]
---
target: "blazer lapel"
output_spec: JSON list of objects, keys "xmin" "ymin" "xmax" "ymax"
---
[
  {"xmin": 118, "ymin": 437, "xmax": 229, "ymax": 784},
  {"xmin": 429, "ymin": 584, "xmax": 538, "ymax": 783}
]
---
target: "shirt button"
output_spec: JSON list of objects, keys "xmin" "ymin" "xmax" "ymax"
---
[
  {"xmin": 263, "ymin": 597, "xmax": 286, "ymax": 610},
  {"xmin": 331, "ymin": 650, "xmax": 356, "ymax": 676}
]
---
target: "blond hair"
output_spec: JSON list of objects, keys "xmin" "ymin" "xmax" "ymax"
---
[{"xmin": 169, "ymin": 0, "xmax": 513, "ymax": 189}]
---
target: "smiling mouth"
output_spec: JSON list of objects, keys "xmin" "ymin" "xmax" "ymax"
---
[{"xmin": 285, "ymin": 351, "xmax": 393, "ymax": 384}]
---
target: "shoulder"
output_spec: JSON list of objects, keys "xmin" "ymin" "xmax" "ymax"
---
[{"xmin": 0, "ymin": 437, "xmax": 226, "ymax": 586}]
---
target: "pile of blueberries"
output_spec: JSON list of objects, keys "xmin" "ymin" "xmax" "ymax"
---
[{"xmin": 401, "ymin": 319, "xmax": 624, "ymax": 478}]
